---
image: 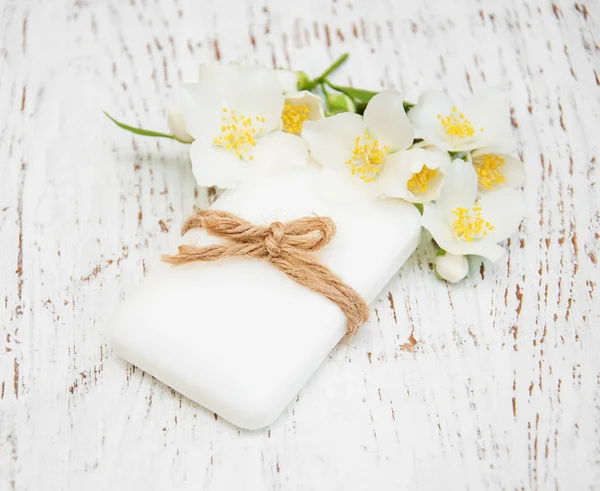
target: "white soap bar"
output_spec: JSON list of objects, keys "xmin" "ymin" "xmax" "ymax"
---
[{"xmin": 110, "ymin": 165, "xmax": 421, "ymax": 429}]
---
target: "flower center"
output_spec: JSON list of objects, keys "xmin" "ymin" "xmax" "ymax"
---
[
  {"xmin": 451, "ymin": 203, "xmax": 495, "ymax": 242},
  {"xmin": 282, "ymin": 103, "xmax": 310, "ymax": 135},
  {"xmin": 213, "ymin": 108, "xmax": 265, "ymax": 159},
  {"xmin": 437, "ymin": 106, "xmax": 481, "ymax": 140},
  {"xmin": 345, "ymin": 131, "xmax": 389, "ymax": 183},
  {"xmin": 407, "ymin": 165, "xmax": 437, "ymax": 194},
  {"xmin": 473, "ymin": 154, "xmax": 506, "ymax": 190}
]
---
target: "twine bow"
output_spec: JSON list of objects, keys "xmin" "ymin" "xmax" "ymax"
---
[{"xmin": 162, "ymin": 210, "xmax": 370, "ymax": 334}]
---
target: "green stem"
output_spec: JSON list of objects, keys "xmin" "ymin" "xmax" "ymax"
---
[
  {"xmin": 323, "ymin": 80, "xmax": 414, "ymax": 115},
  {"xmin": 304, "ymin": 53, "xmax": 349, "ymax": 91},
  {"xmin": 104, "ymin": 111, "xmax": 189, "ymax": 143},
  {"xmin": 322, "ymin": 79, "xmax": 376, "ymax": 102}
]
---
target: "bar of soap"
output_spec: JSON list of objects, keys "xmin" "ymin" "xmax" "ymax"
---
[{"xmin": 110, "ymin": 164, "xmax": 421, "ymax": 430}]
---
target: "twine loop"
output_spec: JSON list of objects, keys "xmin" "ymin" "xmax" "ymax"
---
[{"xmin": 162, "ymin": 210, "xmax": 370, "ymax": 334}]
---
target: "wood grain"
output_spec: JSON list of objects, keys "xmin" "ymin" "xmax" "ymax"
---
[{"xmin": 1, "ymin": 0, "xmax": 599, "ymax": 489}]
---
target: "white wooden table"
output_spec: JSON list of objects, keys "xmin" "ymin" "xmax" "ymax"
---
[{"xmin": 1, "ymin": 0, "xmax": 599, "ymax": 489}]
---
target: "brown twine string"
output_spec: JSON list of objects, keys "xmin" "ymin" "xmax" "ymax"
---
[{"xmin": 162, "ymin": 210, "xmax": 370, "ymax": 334}]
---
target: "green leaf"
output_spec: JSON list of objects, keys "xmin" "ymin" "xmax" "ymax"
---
[
  {"xmin": 354, "ymin": 101, "xmax": 368, "ymax": 116},
  {"xmin": 104, "ymin": 111, "xmax": 185, "ymax": 142},
  {"xmin": 413, "ymin": 203, "xmax": 424, "ymax": 215},
  {"xmin": 324, "ymin": 81, "xmax": 378, "ymax": 103},
  {"xmin": 324, "ymin": 81, "xmax": 415, "ymax": 115},
  {"xmin": 324, "ymin": 91, "xmax": 356, "ymax": 115}
]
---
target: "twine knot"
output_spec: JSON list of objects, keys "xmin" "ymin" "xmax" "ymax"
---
[
  {"xmin": 162, "ymin": 210, "xmax": 370, "ymax": 334},
  {"xmin": 265, "ymin": 222, "xmax": 285, "ymax": 258}
]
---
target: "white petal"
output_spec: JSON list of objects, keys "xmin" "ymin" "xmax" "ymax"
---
[
  {"xmin": 230, "ymin": 67, "xmax": 284, "ymax": 133},
  {"xmin": 182, "ymin": 63, "xmax": 244, "ymax": 138},
  {"xmin": 423, "ymin": 202, "xmax": 508, "ymax": 262},
  {"xmin": 409, "ymin": 89, "xmax": 511, "ymax": 152},
  {"xmin": 363, "ymin": 90, "xmax": 414, "ymax": 151},
  {"xmin": 377, "ymin": 151, "xmax": 412, "ymax": 200},
  {"xmin": 436, "ymin": 158, "xmax": 478, "ymax": 219},
  {"xmin": 406, "ymin": 147, "xmax": 451, "ymax": 203},
  {"xmin": 464, "ymin": 88, "xmax": 513, "ymax": 149},
  {"xmin": 500, "ymin": 154, "xmax": 526, "ymax": 189},
  {"xmin": 460, "ymin": 241, "xmax": 506, "ymax": 262},
  {"xmin": 473, "ymin": 152, "xmax": 525, "ymax": 195},
  {"xmin": 285, "ymin": 91, "xmax": 325, "ymax": 121},
  {"xmin": 422, "ymin": 202, "xmax": 457, "ymax": 252},
  {"xmin": 408, "ymin": 89, "xmax": 454, "ymax": 150},
  {"xmin": 419, "ymin": 144, "xmax": 452, "ymax": 171},
  {"xmin": 436, "ymin": 253, "xmax": 469, "ymax": 283},
  {"xmin": 472, "ymin": 142, "xmax": 517, "ymax": 157},
  {"xmin": 249, "ymin": 131, "xmax": 308, "ymax": 175},
  {"xmin": 167, "ymin": 107, "xmax": 194, "ymax": 143},
  {"xmin": 477, "ymin": 189, "xmax": 525, "ymax": 242},
  {"xmin": 182, "ymin": 64, "xmax": 284, "ymax": 139},
  {"xmin": 378, "ymin": 148, "xmax": 448, "ymax": 202},
  {"xmin": 318, "ymin": 167, "xmax": 379, "ymax": 203},
  {"xmin": 406, "ymin": 148, "xmax": 431, "ymax": 172},
  {"xmin": 189, "ymin": 139, "xmax": 250, "ymax": 189},
  {"xmin": 412, "ymin": 172, "xmax": 445, "ymax": 203},
  {"xmin": 302, "ymin": 113, "xmax": 366, "ymax": 172},
  {"xmin": 445, "ymin": 90, "xmax": 510, "ymax": 151},
  {"xmin": 181, "ymin": 82, "xmax": 221, "ymax": 139},
  {"xmin": 276, "ymin": 69, "xmax": 299, "ymax": 93}
]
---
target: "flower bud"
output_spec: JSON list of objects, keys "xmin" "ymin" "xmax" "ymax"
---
[
  {"xmin": 435, "ymin": 252, "xmax": 469, "ymax": 283},
  {"xmin": 296, "ymin": 71, "xmax": 310, "ymax": 91},
  {"xmin": 167, "ymin": 107, "xmax": 194, "ymax": 143},
  {"xmin": 326, "ymin": 92, "xmax": 356, "ymax": 115}
]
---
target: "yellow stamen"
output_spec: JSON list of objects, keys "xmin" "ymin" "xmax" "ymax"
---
[
  {"xmin": 451, "ymin": 203, "xmax": 495, "ymax": 242},
  {"xmin": 437, "ymin": 106, "xmax": 478, "ymax": 140},
  {"xmin": 282, "ymin": 103, "xmax": 310, "ymax": 135},
  {"xmin": 344, "ymin": 130, "xmax": 389, "ymax": 183},
  {"xmin": 213, "ymin": 107, "xmax": 265, "ymax": 158},
  {"xmin": 473, "ymin": 154, "xmax": 506, "ymax": 190},
  {"xmin": 407, "ymin": 165, "xmax": 437, "ymax": 194}
]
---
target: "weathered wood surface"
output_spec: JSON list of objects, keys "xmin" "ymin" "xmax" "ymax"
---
[{"xmin": 1, "ymin": 0, "xmax": 599, "ymax": 489}]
